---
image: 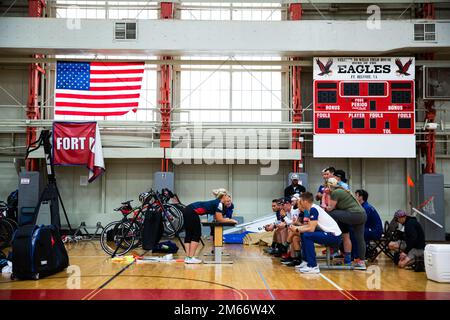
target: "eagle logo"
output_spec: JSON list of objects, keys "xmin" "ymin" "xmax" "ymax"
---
[
  {"xmin": 316, "ymin": 58, "xmax": 333, "ymax": 76},
  {"xmin": 395, "ymin": 58, "xmax": 413, "ymax": 76}
]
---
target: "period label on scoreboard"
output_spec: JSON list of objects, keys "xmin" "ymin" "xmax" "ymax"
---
[{"xmin": 313, "ymin": 57, "xmax": 415, "ymax": 158}]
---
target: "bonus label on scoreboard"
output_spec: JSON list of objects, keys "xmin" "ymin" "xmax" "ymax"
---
[{"xmin": 313, "ymin": 57, "xmax": 416, "ymax": 158}]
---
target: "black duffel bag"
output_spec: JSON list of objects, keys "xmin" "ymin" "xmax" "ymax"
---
[{"xmin": 11, "ymin": 224, "xmax": 69, "ymax": 280}]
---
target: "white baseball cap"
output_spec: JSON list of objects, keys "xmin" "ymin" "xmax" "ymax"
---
[{"xmin": 291, "ymin": 173, "xmax": 299, "ymax": 180}]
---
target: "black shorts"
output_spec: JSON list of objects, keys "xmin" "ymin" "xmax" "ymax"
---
[{"xmin": 183, "ymin": 206, "xmax": 202, "ymax": 243}]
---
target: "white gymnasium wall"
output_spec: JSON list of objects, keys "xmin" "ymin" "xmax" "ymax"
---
[
  {"xmin": 436, "ymin": 159, "xmax": 450, "ymax": 232},
  {"xmin": 0, "ymin": 159, "xmax": 19, "ymax": 201},
  {"xmin": 174, "ymin": 162, "xmax": 291, "ymax": 222},
  {"xmin": 53, "ymin": 159, "xmax": 160, "ymax": 227},
  {"xmin": 0, "ymin": 156, "xmax": 447, "ymax": 232},
  {"xmin": 0, "ymin": 66, "xmax": 28, "ymax": 201},
  {"xmin": 0, "ymin": 66, "xmax": 28, "ymax": 119}
]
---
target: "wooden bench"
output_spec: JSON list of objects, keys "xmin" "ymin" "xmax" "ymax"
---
[{"xmin": 201, "ymin": 220, "xmax": 236, "ymax": 264}]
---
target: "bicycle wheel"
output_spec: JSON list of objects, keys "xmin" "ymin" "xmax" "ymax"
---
[
  {"xmin": 0, "ymin": 219, "xmax": 14, "ymax": 250},
  {"xmin": 100, "ymin": 220, "xmax": 137, "ymax": 256},
  {"xmin": 5, "ymin": 218, "xmax": 18, "ymax": 231},
  {"xmin": 162, "ymin": 204, "xmax": 184, "ymax": 238}
]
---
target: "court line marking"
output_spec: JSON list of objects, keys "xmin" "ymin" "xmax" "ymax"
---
[
  {"xmin": 83, "ymin": 259, "xmax": 136, "ymax": 300},
  {"xmin": 257, "ymin": 270, "xmax": 276, "ymax": 300},
  {"xmin": 319, "ymin": 273, "xmax": 357, "ymax": 300}
]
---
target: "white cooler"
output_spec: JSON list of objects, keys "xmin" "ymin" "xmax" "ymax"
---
[{"xmin": 425, "ymin": 244, "xmax": 450, "ymax": 283}]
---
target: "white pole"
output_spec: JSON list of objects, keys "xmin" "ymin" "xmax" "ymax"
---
[{"xmin": 412, "ymin": 207, "xmax": 444, "ymax": 229}]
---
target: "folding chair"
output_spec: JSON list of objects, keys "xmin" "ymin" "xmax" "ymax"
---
[{"xmin": 367, "ymin": 220, "xmax": 402, "ymax": 262}]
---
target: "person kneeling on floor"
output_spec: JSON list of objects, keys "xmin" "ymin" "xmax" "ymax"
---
[
  {"xmin": 388, "ymin": 210, "xmax": 425, "ymax": 269},
  {"xmin": 290, "ymin": 192, "xmax": 342, "ymax": 274}
]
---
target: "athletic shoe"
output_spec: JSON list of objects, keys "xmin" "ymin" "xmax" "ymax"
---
[
  {"xmin": 184, "ymin": 257, "xmax": 202, "ymax": 264},
  {"xmin": 281, "ymin": 259, "xmax": 294, "ymax": 265},
  {"xmin": 353, "ymin": 260, "xmax": 367, "ymax": 270},
  {"xmin": 295, "ymin": 261, "xmax": 308, "ymax": 270},
  {"xmin": 284, "ymin": 260, "xmax": 301, "ymax": 267},
  {"xmin": 299, "ymin": 265, "xmax": 320, "ymax": 274},
  {"xmin": 281, "ymin": 253, "xmax": 291, "ymax": 259},
  {"xmin": 269, "ymin": 248, "xmax": 280, "ymax": 255},
  {"xmin": 263, "ymin": 247, "xmax": 275, "ymax": 254},
  {"xmin": 280, "ymin": 256, "xmax": 293, "ymax": 263}
]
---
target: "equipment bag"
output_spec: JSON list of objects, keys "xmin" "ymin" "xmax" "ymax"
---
[
  {"xmin": 6, "ymin": 189, "xmax": 18, "ymax": 222},
  {"xmin": 11, "ymin": 224, "xmax": 69, "ymax": 280},
  {"xmin": 142, "ymin": 206, "xmax": 164, "ymax": 251},
  {"xmin": 152, "ymin": 240, "xmax": 179, "ymax": 254}
]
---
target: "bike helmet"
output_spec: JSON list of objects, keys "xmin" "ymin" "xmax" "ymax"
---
[{"xmin": 139, "ymin": 191, "xmax": 150, "ymax": 203}]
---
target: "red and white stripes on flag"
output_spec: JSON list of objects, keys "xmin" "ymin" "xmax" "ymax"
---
[{"xmin": 55, "ymin": 61, "xmax": 145, "ymax": 117}]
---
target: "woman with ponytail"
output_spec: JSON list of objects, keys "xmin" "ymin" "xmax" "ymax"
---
[{"xmin": 182, "ymin": 188, "xmax": 237, "ymax": 264}]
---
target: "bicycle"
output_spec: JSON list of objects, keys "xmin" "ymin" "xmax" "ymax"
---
[
  {"xmin": 99, "ymin": 196, "xmax": 147, "ymax": 256},
  {"xmin": 100, "ymin": 189, "xmax": 185, "ymax": 257},
  {"xmin": 0, "ymin": 201, "xmax": 18, "ymax": 250}
]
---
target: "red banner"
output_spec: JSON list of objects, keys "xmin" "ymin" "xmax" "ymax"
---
[{"xmin": 53, "ymin": 122, "xmax": 105, "ymax": 182}]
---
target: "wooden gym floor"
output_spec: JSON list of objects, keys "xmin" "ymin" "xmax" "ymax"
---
[{"xmin": 1, "ymin": 239, "xmax": 450, "ymax": 300}]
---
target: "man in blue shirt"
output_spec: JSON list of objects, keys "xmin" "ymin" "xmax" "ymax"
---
[
  {"xmin": 354, "ymin": 189, "xmax": 383, "ymax": 258},
  {"xmin": 334, "ymin": 170, "xmax": 350, "ymax": 191}
]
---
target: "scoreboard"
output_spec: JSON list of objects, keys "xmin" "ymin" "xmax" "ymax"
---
[{"xmin": 313, "ymin": 57, "xmax": 416, "ymax": 158}]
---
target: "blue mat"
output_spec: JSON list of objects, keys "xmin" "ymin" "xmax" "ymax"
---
[{"xmin": 223, "ymin": 231, "xmax": 254, "ymax": 244}]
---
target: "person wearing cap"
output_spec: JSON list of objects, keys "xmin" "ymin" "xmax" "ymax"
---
[
  {"xmin": 271, "ymin": 197, "xmax": 300, "ymax": 257},
  {"xmin": 388, "ymin": 210, "xmax": 425, "ymax": 268},
  {"xmin": 264, "ymin": 199, "xmax": 288, "ymax": 255},
  {"xmin": 280, "ymin": 194, "xmax": 304, "ymax": 266},
  {"xmin": 284, "ymin": 173, "xmax": 306, "ymax": 198},
  {"xmin": 334, "ymin": 170, "xmax": 350, "ymax": 191},
  {"xmin": 325, "ymin": 177, "xmax": 367, "ymax": 270},
  {"xmin": 291, "ymin": 193, "xmax": 300, "ymax": 210}
]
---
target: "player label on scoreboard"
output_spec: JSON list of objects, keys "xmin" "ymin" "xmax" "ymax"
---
[{"xmin": 313, "ymin": 57, "xmax": 416, "ymax": 158}]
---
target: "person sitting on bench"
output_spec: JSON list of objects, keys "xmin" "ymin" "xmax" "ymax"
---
[
  {"xmin": 276, "ymin": 197, "xmax": 300, "ymax": 257},
  {"xmin": 355, "ymin": 189, "xmax": 383, "ymax": 258},
  {"xmin": 388, "ymin": 210, "xmax": 425, "ymax": 269},
  {"xmin": 264, "ymin": 199, "xmax": 288, "ymax": 255},
  {"xmin": 281, "ymin": 194, "xmax": 304, "ymax": 266},
  {"xmin": 325, "ymin": 178, "xmax": 367, "ymax": 270},
  {"xmin": 290, "ymin": 192, "xmax": 342, "ymax": 274},
  {"xmin": 316, "ymin": 167, "xmax": 334, "ymax": 210},
  {"xmin": 182, "ymin": 189, "xmax": 238, "ymax": 264}
]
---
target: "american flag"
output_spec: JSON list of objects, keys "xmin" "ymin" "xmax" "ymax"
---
[{"xmin": 55, "ymin": 61, "xmax": 144, "ymax": 117}]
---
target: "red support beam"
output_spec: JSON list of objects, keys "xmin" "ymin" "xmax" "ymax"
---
[
  {"xmin": 289, "ymin": 3, "xmax": 303, "ymax": 173},
  {"xmin": 26, "ymin": 0, "xmax": 46, "ymax": 171},
  {"xmin": 423, "ymin": 101, "xmax": 436, "ymax": 173},
  {"xmin": 417, "ymin": 3, "xmax": 436, "ymax": 174},
  {"xmin": 159, "ymin": 3, "xmax": 174, "ymax": 171}
]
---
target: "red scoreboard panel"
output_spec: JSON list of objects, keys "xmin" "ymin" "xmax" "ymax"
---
[
  {"xmin": 314, "ymin": 79, "xmax": 415, "ymax": 134},
  {"xmin": 313, "ymin": 57, "xmax": 416, "ymax": 158}
]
